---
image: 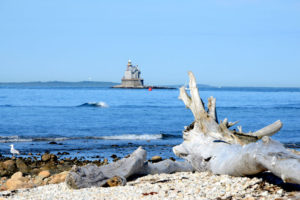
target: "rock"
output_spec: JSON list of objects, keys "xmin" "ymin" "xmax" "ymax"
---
[
  {"xmin": 0, "ymin": 184, "xmax": 7, "ymax": 191},
  {"xmin": 41, "ymin": 153, "xmax": 51, "ymax": 162},
  {"xmin": 3, "ymin": 160, "xmax": 16, "ymax": 170},
  {"xmin": 110, "ymin": 154, "xmax": 117, "ymax": 159},
  {"xmin": 5, "ymin": 171, "xmax": 31, "ymax": 190},
  {"xmin": 48, "ymin": 171, "xmax": 68, "ymax": 184},
  {"xmin": 151, "ymin": 156, "xmax": 162, "ymax": 163},
  {"xmin": 38, "ymin": 170, "xmax": 51, "ymax": 179},
  {"xmin": 5, "ymin": 178, "xmax": 24, "ymax": 190},
  {"xmin": 16, "ymin": 158, "xmax": 30, "ymax": 173},
  {"xmin": 50, "ymin": 154, "xmax": 57, "ymax": 161},
  {"xmin": 48, "ymin": 141, "xmax": 57, "ymax": 145},
  {"xmin": 33, "ymin": 176, "xmax": 43, "ymax": 186},
  {"xmin": 169, "ymin": 157, "xmax": 176, "ymax": 161},
  {"xmin": 11, "ymin": 171, "xmax": 23, "ymax": 180},
  {"xmin": 31, "ymin": 168, "xmax": 40, "ymax": 175},
  {"xmin": 0, "ymin": 160, "xmax": 16, "ymax": 176},
  {"xmin": 103, "ymin": 158, "xmax": 108, "ymax": 165},
  {"xmin": 106, "ymin": 176, "xmax": 126, "ymax": 187},
  {"xmin": 28, "ymin": 153, "xmax": 33, "ymax": 156}
]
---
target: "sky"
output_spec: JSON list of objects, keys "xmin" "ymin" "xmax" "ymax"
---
[{"xmin": 0, "ymin": 0, "xmax": 299, "ymax": 87}]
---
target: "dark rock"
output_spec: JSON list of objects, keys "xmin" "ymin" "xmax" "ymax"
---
[
  {"xmin": 0, "ymin": 160, "xmax": 16, "ymax": 176},
  {"xmin": 28, "ymin": 153, "xmax": 33, "ymax": 156},
  {"xmin": 111, "ymin": 145, "xmax": 119, "ymax": 147},
  {"xmin": 41, "ymin": 153, "xmax": 51, "ymax": 162},
  {"xmin": 31, "ymin": 168, "xmax": 40, "ymax": 175},
  {"xmin": 110, "ymin": 154, "xmax": 117, "ymax": 159},
  {"xmin": 150, "ymin": 156, "xmax": 162, "ymax": 163},
  {"xmin": 50, "ymin": 154, "xmax": 57, "ymax": 161},
  {"xmin": 169, "ymin": 157, "xmax": 176, "ymax": 161},
  {"xmin": 48, "ymin": 141, "xmax": 57, "ymax": 145},
  {"xmin": 30, "ymin": 162, "xmax": 38, "ymax": 168},
  {"xmin": 105, "ymin": 176, "xmax": 126, "ymax": 187},
  {"xmin": 16, "ymin": 158, "xmax": 30, "ymax": 173}
]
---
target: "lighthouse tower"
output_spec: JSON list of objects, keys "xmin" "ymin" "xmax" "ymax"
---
[{"xmin": 120, "ymin": 60, "xmax": 144, "ymax": 87}]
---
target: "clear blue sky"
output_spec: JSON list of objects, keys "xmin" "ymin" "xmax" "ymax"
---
[{"xmin": 0, "ymin": 0, "xmax": 299, "ymax": 86}]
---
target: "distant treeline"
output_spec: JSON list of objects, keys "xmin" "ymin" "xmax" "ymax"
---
[
  {"xmin": 0, "ymin": 81, "xmax": 119, "ymax": 88},
  {"xmin": 0, "ymin": 82, "xmax": 299, "ymax": 92}
]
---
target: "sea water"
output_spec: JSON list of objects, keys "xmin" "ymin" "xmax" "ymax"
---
[{"xmin": 0, "ymin": 85, "xmax": 299, "ymax": 160}]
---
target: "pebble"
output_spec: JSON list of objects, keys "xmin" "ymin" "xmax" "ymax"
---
[{"xmin": 1, "ymin": 171, "xmax": 298, "ymax": 200}]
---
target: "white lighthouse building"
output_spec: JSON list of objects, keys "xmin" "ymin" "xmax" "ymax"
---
[{"xmin": 114, "ymin": 60, "xmax": 144, "ymax": 88}]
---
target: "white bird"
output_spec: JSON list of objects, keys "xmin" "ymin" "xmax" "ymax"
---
[{"xmin": 10, "ymin": 144, "xmax": 20, "ymax": 156}]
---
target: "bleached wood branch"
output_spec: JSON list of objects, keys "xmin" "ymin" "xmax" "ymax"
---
[{"xmin": 208, "ymin": 96, "xmax": 217, "ymax": 122}]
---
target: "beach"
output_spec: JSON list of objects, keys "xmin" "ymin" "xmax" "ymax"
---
[
  {"xmin": 1, "ymin": 171, "xmax": 299, "ymax": 200},
  {"xmin": 1, "ymin": 0, "xmax": 300, "ymax": 198}
]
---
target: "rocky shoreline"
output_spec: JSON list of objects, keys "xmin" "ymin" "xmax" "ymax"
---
[
  {"xmin": 0, "ymin": 152, "xmax": 167, "ymax": 191},
  {"xmin": 0, "ymin": 152, "xmax": 115, "ymax": 191}
]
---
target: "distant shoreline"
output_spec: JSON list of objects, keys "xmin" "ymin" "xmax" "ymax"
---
[{"xmin": 0, "ymin": 81, "xmax": 300, "ymax": 91}]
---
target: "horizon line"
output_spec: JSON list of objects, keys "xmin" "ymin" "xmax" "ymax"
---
[{"xmin": 0, "ymin": 81, "xmax": 300, "ymax": 88}]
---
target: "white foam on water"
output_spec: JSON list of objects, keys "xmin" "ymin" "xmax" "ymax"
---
[
  {"xmin": 0, "ymin": 135, "xmax": 32, "ymax": 143},
  {"xmin": 87, "ymin": 102, "xmax": 109, "ymax": 108},
  {"xmin": 33, "ymin": 137, "xmax": 69, "ymax": 141},
  {"xmin": 97, "ymin": 134, "xmax": 163, "ymax": 140}
]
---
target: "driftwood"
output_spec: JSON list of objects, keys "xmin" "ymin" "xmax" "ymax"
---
[
  {"xmin": 66, "ymin": 147, "xmax": 193, "ymax": 189},
  {"xmin": 66, "ymin": 71, "xmax": 300, "ymax": 188},
  {"xmin": 173, "ymin": 72, "xmax": 300, "ymax": 184}
]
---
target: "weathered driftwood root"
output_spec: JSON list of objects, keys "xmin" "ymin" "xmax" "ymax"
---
[
  {"xmin": 173, "ymin": 71, "xmax": 300, "ymax": 184},
  {"xmin": 66, "ymin": 146, "xmax": 146, "ymax": 189},
  {"xmin": 66, "ymin": 147, "xmax": 193, "ymax": 189}
]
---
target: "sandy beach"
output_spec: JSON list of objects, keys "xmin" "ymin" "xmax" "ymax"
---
[{"xmin": 0, "ymin": 171, "xmax": 299, "ymax": 200}]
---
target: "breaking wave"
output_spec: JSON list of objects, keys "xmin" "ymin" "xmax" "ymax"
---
[
  {"xmin": 0, "ymin": 134, "xmax": 180, "ymax": 143},
  {"xmin": 91, "ymin": 134, "xmax": 163, "ymax": 140},
  {"xmin": 0, "ymin": 135, "xmax": 69, "ymax": 143},
  {"xmin": 78, "ymin": 102, "xmax": 108, "ymax": 108}
]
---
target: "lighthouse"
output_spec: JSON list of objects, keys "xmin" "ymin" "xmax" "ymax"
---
[{"xmin": 114, "ymin": 60, "xmax": 144, "ymax": 88}]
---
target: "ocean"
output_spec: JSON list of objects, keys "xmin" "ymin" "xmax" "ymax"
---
[{"xmin": 0, "ymin": 84, "xmax": 299, "ymax": 161}]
